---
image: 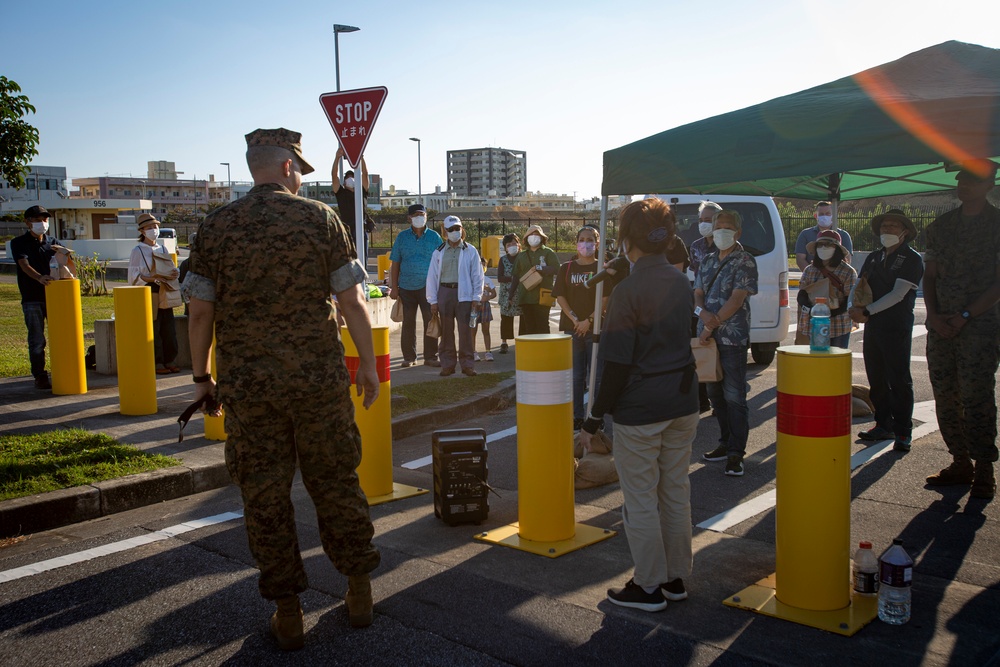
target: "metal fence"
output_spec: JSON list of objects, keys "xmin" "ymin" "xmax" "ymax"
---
[
  {"xmin": 781, "ymin": 212, "xmax": 939, "ymax": 254},
  {"xmin": 369, "ymin": 216, "xmax": 613, "ymax": 253}
]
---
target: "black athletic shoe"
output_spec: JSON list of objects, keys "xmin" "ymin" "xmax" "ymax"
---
[
  {"xmin": 606, "ymin": 579, "xmax": 667, "ymax": 612},
  {"xmin": 858, "ymin": 426, "xmax": 893, "ymax": 441},
  {"xmin": 661, "ymin": 578, "xmax": 688, "ymax": 601},
  {"xmin": 703, "ymin": 445, "xmax": 728, "ymax": 462},
  {"xmin": 725, "ymin": 457, "xmax": 745, "ymax": 477},
  {"xmin": 34, "ymin": 374, "xmax": 51, "ymax": 390}
]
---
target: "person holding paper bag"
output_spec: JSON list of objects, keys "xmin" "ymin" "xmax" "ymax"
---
[
  {"xmin": 128, "ymin": 213, "xmax": 180, "ymax": 374},
  {"xmin": 797, "ymin": 229, "xmax": 856, "ymax": 349}
]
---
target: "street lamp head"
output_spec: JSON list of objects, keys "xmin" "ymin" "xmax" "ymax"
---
[
  {"xmin": 409, "ymin": 137, "xmax": 420, "ymax": 142},
  {"xmin": 220, "ymin": 162, "xmax": 229, "ymax": 167},
  {"xmin": 334, "ymin": 24, "xmax": 360, "ymax": 33}
]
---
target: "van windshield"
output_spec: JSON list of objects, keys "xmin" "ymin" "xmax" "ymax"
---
[{"xmin": 673, "ymin": 203, "xmax": 775, "ymax": 256}]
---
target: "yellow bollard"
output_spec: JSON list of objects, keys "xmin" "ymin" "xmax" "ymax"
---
[
  {"xmin": 204, "ymin": 335, "xmax": 226, "ymax": 441},
  {"xmin": 45, "ymin": 279, "xmax": 87, "ymax": 395},
  {"xmin": 475, "ymin": 333, "xmax": 614, "ymax": 556},
  {"xmin": 341, "ymin": 326, "xmax": 426, "ymax": 504},
  {"xmin": 377, "ymin": 253, "xmax": 391, "ymax": 281},
  {"xmin": 723, "ymin": 345, "xmax": 874, "ymax": 636},
  {"xmin": 114, "ymin": 286, "xmax": 157, "ymax": 415}
]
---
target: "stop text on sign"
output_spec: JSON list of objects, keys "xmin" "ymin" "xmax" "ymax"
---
[{"xmin": 335, "ymin": 101, "xmax": 372, "ymax": 124}]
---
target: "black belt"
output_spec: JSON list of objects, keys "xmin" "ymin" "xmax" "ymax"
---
[
  {"xmin": 641, "ymin": 363, "xmax": 696, "ymax": 394},
  {"xmin": 440, "ymin": 282, "xmax": 459, "ymax": 288}
]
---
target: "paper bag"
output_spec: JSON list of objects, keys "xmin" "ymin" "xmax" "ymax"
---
[
  {"xmin": 426, "ymin": 312, "xmax": 442, "ymax": 338},
  {"xmin": 390, "ymin": 298, "xmax": 404, "ymax": 323},
  {"xmin": 692, "ymin": 338, "xmax": 723, "ymax": 383},
  {"xmin": 520, "ymin": 267, "xmax": 542, "ymax": 291}
]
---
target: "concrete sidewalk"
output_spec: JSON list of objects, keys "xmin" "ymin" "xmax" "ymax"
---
[{"xmin": 0, "ymin": 300, "xmax": 518, "ymax": 537}]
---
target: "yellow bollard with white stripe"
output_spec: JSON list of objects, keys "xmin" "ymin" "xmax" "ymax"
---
[
  {"xmin": 475, "ymin": 333, "xmax": 615, "ymax": 557},
  {"xmin": 114, "ymin": 286, "xmax": 157, "ymax": 415},
  {"xmin": 342, "ymin": 325, "xmax": 427, "ymax": 505},
  {"xmin": 45, "ymin": 279, "xmax": 87, "ymax": 395},
  {"xmin": 204, "ymin": 334, "xmax": 226, "ymax": 441},
  {"xmin": 723, "ymin": 345, "xmax": 876, "ymax": 636}
]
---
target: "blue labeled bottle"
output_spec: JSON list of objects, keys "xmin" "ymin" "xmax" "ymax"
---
[{"xmin": 810, "ymin": 297, "xmax": 831, "ymax": 352}]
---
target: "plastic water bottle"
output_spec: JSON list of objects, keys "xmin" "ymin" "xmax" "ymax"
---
[
  {"xmin": 49, "ymin": 257, "xmax": 60, "ymax": 280},
  {"xmin": 810, "ymin": 297, "xmax": 831, "ymax": 352},
  {"xmin": 852, "ymin": 541, "xmax": 879, "ymax": 597},
  {"xmin": 469, "ymin": 308, "xmax": 479, "ymax": 328},
  {"xmin": 878, "ymin": 538, "xmax": 913, "ymax": 625}
]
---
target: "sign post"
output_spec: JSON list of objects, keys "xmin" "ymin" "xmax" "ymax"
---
[{"xmin": 320, "ymin": 87, "xmax": 388, "ymax": 264}]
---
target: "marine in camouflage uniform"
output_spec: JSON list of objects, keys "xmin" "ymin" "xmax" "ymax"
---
[
  {"xmin": 184, "ymin": 128, "xmax": 380, "ymax": 644},
  {"xmin": 923, "ymin": 162, "xmax": 1000, "ymax": 499}
]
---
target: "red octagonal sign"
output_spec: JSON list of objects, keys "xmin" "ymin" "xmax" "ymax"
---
[{"xmin": 319, "ymin": 86, "xmax": 388, "ymax": 168}]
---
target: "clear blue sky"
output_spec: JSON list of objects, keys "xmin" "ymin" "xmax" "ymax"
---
[{"xmin": 3, "ymin": 0, "xmax": 997, "ymax": 199}]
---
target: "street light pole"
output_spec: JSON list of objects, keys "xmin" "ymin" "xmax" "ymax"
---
[
  {"xmin": 409, "ymin": 137, "xmax": 421, "ymax": 206},
  {"xmin": 220, "ymin": 162, "xmax": 231, "ymax": 202},
  {"xmin": 333, "ymin": 24, "xmax": 360, "ymax": 186}
]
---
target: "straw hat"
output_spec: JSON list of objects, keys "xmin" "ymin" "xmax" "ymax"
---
[
  {"xmin": 869, "ymin": 209, "xmax": 916, "ymax": 240},
  {"xmin": 806, "ymin": 229, "xmax": 850, "ymax": 257},
  {"xmin": 522, "ymin": 224, "xmax": 548, "ymax": 244}
]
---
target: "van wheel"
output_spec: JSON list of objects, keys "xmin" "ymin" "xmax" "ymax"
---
[{"xmin": 751, "ymin": 343, "xmax": 777, "ymax": 366}]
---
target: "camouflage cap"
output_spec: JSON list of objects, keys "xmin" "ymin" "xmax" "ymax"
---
[{"xmin": 245, "ymin": 128, "xmax": 315, "ymax": 175}]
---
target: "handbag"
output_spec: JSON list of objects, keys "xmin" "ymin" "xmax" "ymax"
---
[
  {"xmin": 538, "ymin": 287, "xmax": 555, "ymax": 307},
  {"xmin": 426, "ymin": 311, "xmax": 442, "ymax": 338},
  {"xmin": 390, "ymin": 298, "xmax": 404, "ymax": 323},
  {"xmin": 521, "ymin": 266, "xmax": 542, "ymax": 291},
  {"xmin": 691, "ymin": 338, "xmax": 723, "ymax": 383}
]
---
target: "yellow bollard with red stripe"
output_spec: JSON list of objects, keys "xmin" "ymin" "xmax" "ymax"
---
[
  {"xmin": 474, "ymin": 333, "xmax": 615, "ymax": 557},
  {"xmin": 45, "ymin": 279, "xmax": 87, "ymax": 395},
  {"xmin": 723, "ymin": 345, "xmax": 876, "ymax": 636},
  {"xmin": 341, "ymin": 325, "xmax": 427, "ymax": 505}
]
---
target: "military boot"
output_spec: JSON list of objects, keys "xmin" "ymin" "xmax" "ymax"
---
[
  {"xmin": 925, "ymin": 457, "xmax": 974, "ymax": 486},
  {"xmin": 346, "ymin": 573, "xmax": 373, "ymax": 628},
  {"xmin": 970, "ymin": 460, "xmax": 996, "ymax": 500},
  {"xmin": 270, "ymin": 595, "xmax": 304, "ymax": 651}
]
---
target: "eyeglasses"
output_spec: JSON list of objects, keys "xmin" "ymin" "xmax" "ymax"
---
[{"xmin": 446, "ymin": 226, "xmax": 462, "ymax": 232}]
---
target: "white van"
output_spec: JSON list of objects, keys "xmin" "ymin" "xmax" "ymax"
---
[{"xmin": 647, "ymin": 195, "xmax": 790, "ymax": 366}]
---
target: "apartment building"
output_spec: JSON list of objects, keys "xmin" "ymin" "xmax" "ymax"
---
[
  {"xmin": 447, "ymin": 148, "xmax": 526, "ymax": 198},
  {"xmin": 0, "ymin": 166, "xmax": 69, "ymax": 205}
]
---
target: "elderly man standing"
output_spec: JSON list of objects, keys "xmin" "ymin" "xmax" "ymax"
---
[
  {"xmin": 184, "ymin": 128, "xmax": 381, "ymax": 649},
  {"xmin": 426, "ymin": 215, "xmax": 483, "ymax": 377},
  {"xmin": 922, "ymin": 161, "xmax": 1000, "ymax": 500},
  {"xmin": 849, "ymin": 210, "xmax": 924, "ymax": 453},
  {"xmin": 388, "ymin": 204, "xmax": 442, "ymax": 368},
  {"xmin": 695, "ymin": 209, "xmax": 758, "ymax": 477}
]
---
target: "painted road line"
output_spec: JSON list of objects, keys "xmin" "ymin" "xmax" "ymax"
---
[
  {"xmin": 0, "ymin": 511, "xmax": 243, "ymax": 584},
  {"xmin": 698, "ymin": 401, "xmax": 938, "ymax": 533},
  {"xmin": 853, "ymin": 352, "xmax": 927, "ymax": 363},
  {"xmin": 401, "ymin": 424, "xmax": 519, "ymax": 470}
]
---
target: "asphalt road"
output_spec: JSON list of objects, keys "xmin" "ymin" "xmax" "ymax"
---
[{"xmin": 0, "ymin": 297, "xmax": 998, "ymax": 666}]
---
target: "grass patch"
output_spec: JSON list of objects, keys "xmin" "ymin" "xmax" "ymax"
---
[
  {"xmin": 0, "ymin": 281, "xmax": 129, "ymax": 378},
  {"xmin": 392, "ymin": 371, "xmax": 514, "ymax": 415},
  {"xmin": 0, "ymin": 429, "xmax": 180, "ymax": 501}
]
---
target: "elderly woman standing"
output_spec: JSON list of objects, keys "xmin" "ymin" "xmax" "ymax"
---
[
  {"xmin": 129, "ymin": 213, "xmax": 180, "ymax": 374},
  {"xmin": 512, "ymin": 224, "xmax": 559, "ymax": 335},
  {"xmin": 580, "ymin": 199, "xmax": 699, "ymax": 613},
  {"xmin": 798, "ymin": 229, "xmax": 856, "ymax": 349},
  {"xmin": 495, "ymin": 233, "xmax": 522, "ymax": 353}
]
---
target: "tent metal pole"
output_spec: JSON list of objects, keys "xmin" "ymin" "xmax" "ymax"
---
[{"xmin": 585, "ymin": 195, "xmax": 610, "ymax": 416}]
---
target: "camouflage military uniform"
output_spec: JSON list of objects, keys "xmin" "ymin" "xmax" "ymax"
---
[
  {"xmin": 924, "ymin": 203, "xmax": 1000, "ymax": 464},
  {"xmin": 185, "ymin": 182, "xmax": 380, "ymax": 600}
]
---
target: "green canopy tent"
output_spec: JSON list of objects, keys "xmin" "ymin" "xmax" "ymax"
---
[{"xmin": 601, "ymin": 40, "xmax": 1000, "ymax": 199}]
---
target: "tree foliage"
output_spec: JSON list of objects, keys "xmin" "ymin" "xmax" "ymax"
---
[{"xmin": 0, "ymin": 77, "xmax": 40, "ymax": 190}]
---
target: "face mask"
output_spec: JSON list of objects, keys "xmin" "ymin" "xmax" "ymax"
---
[
  {"xmin": 31, "ymin": 221, "xmax": 49, "ymax": 236},
  {"xmin": 526, "ymin": 234, "xmax": 541, "ymax": 248},
  {"xmin": 144, "ymin": 228, "xmax": 160, "ymax": 241},
  {"xmin": 698, "ymin": 222, "xmax": 714, "ymax": 237},
  {"xmin": 816, "ymin": 246, "xmax": 836, "ymax": 261},
  {"xmin": 713, "ymin": 229, "xmax": 737, "ymax": 250},
  {"xmin": 506, "ymin": 245, "xmax": 518, "ymax": 256},
  {"xmin": 577, "ymin": 241, "xmax": 595, "ymax": 257},
  {"xmin": 817, "ymin": 214, "xmax": 833, "ymax": 228},
  {"xmin": 447, "ymin": 230, "xmax": 462, "ymax": 243},
  {"xmin": 344, "ymin": 177, "xmax": 356, "ymax": 190},
  {"xmin": 411, "ymin": 216, "xmax": 426, "ymax": 229},
  {"xmin": 880, "ymin": 233, "xmax": 900, "ymax": 248}
]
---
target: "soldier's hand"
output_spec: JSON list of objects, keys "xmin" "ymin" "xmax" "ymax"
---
[
  {"xmin": 927, "ymin": 312, "xmax": 957, "ymax": 338},
  {"xmin": 193, "ymin": 378, "xmax": 221, "ymax": 416},
  {"xmin": 357, "ymin": 363, "xmax": 380, "ymax": 410}
]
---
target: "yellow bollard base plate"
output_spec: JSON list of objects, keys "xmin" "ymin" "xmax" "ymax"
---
[
  {"xmin": 473, "ymin": 522, "xmax": 615, "ymax": 558},
  {"xmin": 723, "ymin": 573, "xmax": 878, "ymax": 636},
  {"xmin": 366, "ymin": 483, "xmax": 429, "ymax": 507}
]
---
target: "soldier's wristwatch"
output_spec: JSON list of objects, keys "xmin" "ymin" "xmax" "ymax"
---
[{"xmin": 960, "ymin": 310, "xmax": 972, "ymax": 320}]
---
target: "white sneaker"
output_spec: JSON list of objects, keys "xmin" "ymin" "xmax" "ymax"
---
[
  {"xmin": 484, "ymin": 352, "xmax": 494, "ymax": 362},
  {"xmin": 474, "ymin": 353, "xmax": 482, "ymax": 361}
]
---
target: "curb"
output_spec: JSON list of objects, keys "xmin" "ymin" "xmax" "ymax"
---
[{"xmin": 0, "ymin": 378, "xmax": 517, "ymax": 538}]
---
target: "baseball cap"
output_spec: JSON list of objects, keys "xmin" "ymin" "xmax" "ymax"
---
[
  {"xmin": 24, "ymin": 205, "xmax": 49, "ymax": 219},
  {"xmin": 245, "ymin": 128, "xmax": 315, "ymax": 175},
  {"xmin": 443, "ymin": 215, "xmax": 463, "ymax": 229},
  {"xmin": 408, "ymin": 204, "xmax": 426, "ymax": 215}
]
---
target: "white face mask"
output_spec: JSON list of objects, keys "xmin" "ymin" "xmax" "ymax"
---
[
  {"xmin": 698, "ymin": 222, "xmax": 714, "ymax": 237},
  {"xmin": 506, "ymin": 245, "xmax": 518, "ymax": 256},
  {"xmin": 816, "ymin": 246, "xmax": 836, "ymax": 261},
  {"xmin": 144, "ymin": 228, "xmax": 160, "ymax": 241},
  {"xmin": 880, "ymin": 233, "xmax": 901, "ymax": 248},
  {"xmin": 816, "ymin": 214, "xmax": 833, "ymax": 228},
  {"xmin": 344, "ymin": 177, "xmax": 356, "ymax": 190},
  {"xmin": 31, "ymin": 221, "xmax": 49, "ymax": 236},
  {"xmin": 447, "ymin": 230, "xmax": 462, "ymax": 243},
  {"xmin": 411, "ymin": 216, "xmax": 426, "ymax": 229},
  {"xmin": 713, "ymin": 229, "xmax": 737, "ymax": 250},
  {"xmin": 526, "ymin": 234, "xmax": 541, "ymax": 248}
]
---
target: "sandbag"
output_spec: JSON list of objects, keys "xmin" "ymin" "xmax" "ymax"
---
[
  {"xmin": 575, "ymin": 453, "xmax": 619, "ymax": 489},
  {"xmin": 852, "ymin": 384, "xmax": 875, "ymax": 416}
]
